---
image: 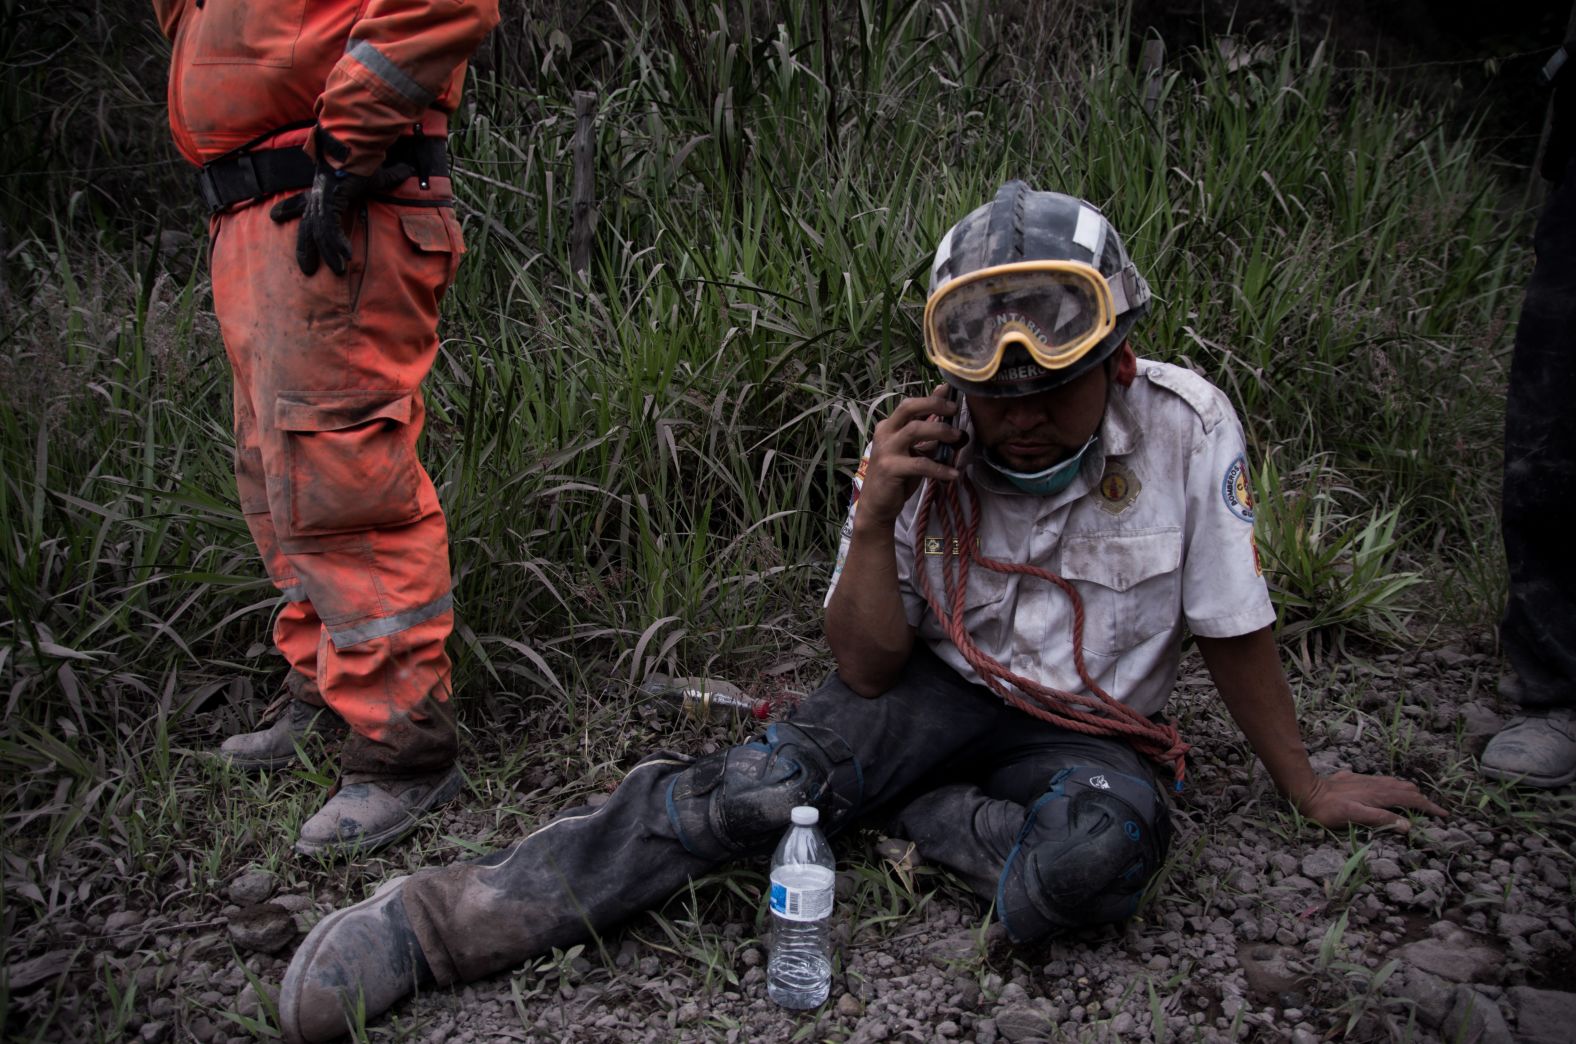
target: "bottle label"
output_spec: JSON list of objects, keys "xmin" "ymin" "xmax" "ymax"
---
[{"xmin": 769, "ymin": 864, "xmax": 834, "ymax": 922}]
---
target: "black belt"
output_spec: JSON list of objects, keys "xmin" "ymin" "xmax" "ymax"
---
[{"xmin": 196, "ymin": 136, "xmax": 450, "ymax": 213}]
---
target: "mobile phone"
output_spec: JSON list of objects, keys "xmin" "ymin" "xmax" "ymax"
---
[{"xmin": 932, "ymin": 385, "xmax": 960, "ymax": 466}]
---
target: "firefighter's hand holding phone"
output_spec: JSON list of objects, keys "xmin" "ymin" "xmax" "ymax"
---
[
  {"xmin": 927, "ymin": 385, "xmax": 963, "ymax": 466},
  {"xmin": 858, "ymin": 384, "xmax": 967, "ymax": 530}
]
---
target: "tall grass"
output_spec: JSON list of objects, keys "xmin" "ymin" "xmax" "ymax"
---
[{"xmin": 0, "ymin": 0, "xmax": 1528, "ymax": 976}]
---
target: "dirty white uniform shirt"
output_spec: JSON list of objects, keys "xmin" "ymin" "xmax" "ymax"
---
[{"xmin": 825, "ymin": 359, "xmax": 1275, "ymax": 719}]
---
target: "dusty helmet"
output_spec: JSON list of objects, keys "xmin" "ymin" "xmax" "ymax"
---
[{"xmin": 925, "ymin": 181, "xmax": 1150, "ymax": 397}]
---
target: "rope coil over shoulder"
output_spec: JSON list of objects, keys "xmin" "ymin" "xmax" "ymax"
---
[{"xmin": 914, "ymin": 470, "xmax": 1189, "ymax": 787}]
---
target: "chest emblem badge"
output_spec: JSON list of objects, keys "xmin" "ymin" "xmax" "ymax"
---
[{"xmin": 1095, "ymin": 461, "xmax": 1140, "ymax": 515}]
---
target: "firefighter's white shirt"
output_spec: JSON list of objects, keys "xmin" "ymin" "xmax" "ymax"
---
[{"xmin": 825, "ymin": 359, "xmax": 1275, "ymax": 719}]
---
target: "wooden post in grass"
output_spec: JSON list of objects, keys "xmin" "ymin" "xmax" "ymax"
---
[
  {"xmin": 1141, "ymin": 38, "xmax": 1165, "ymax": 116},
  {"xmin": 571, "ymin": 90, "xmax": 597, "ymax": 278}
]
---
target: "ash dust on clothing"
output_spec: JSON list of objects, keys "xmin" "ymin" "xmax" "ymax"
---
[
  {"xmin": 825, "ymin": 360, "xmax": 1275, "ymax": 719},
  {"xmin": 393, "ymin": 648, "xmax": 1169, "ymax": 985},
  {"xmin": 212, "ymin": 191, "xmax": 465, "ymax": 776},
  {"xmin": 156, "ymin": 0, "xmax": 499, "ymax": 173}
]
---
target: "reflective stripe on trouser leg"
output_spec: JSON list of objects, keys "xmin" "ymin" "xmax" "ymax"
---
[
  {"xmin": 209, "ymin": 184, "xmax": 465, "ymax": 777},
  {"xmin": 282, "ymin": 509, "xmax": 456, "ymax": 776},
  {"xmin": 400, "ymin": 754, "xmax": 714, "ymax": 985}
]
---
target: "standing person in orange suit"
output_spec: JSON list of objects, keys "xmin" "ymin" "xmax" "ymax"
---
[{"xmin": 153, "ymin": 0, "xmax": 499, "ymax": 857}]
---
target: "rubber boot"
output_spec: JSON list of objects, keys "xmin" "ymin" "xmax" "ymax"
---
[
  {"xmin": 294, "ymin": 765, "xmax": 464, "ymax": 858},
  {"xmin": 279, "ymin": 874, "xmax": 434, "ymax": 1043},
  {"xmin": 217, "ymin": 699, "xmax": 346, "ymax": 772}
]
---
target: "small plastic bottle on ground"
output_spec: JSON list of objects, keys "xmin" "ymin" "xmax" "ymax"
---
[
  {"xmin": 767, "ymin": 805, "xmax": 835, "ymax": 1009},
  {"xmin": 639, "ymin": 676, "xmax": 769, "ymax": 722}
]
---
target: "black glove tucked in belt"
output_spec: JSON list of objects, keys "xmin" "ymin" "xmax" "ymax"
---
[{"xmin": 269, "ymin": 127, "xmax": 412, "ymax": 277}]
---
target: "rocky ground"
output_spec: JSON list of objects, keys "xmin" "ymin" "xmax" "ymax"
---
[{"xmin": 5, "ymin": 638, "xmax": 1574, "ymax": 1043}]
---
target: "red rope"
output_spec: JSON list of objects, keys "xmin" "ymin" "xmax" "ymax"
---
[{"xmin": 914, "ymin": 470, "xmax": 1189, "ymax": 787}]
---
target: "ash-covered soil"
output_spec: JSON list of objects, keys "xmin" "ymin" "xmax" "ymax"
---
[{"xmin": 7, "ymin": 641, "xmax": 1575, "ymax": 1043}]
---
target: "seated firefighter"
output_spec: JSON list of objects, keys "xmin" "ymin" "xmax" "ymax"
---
[{"xmin": 276, "ymin": 183, "xmax": 1445, "ymax": 1043}]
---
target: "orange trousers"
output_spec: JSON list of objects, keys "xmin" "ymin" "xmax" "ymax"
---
[{"xmin": 211, "ymin": 175, "xmax": 464, "ymax": 777}]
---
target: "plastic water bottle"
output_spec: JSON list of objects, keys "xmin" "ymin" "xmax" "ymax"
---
[
  {"xmin": 639, "ymin": 676, "xmax": 769, "ymax": 722},
  {"xmin": 767, "ymin": 805, "xmax": 835, "ymax": 1009}
]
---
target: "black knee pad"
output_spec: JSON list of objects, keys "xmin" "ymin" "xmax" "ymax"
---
[
  {"xmin": 666, "ymin": 723, "xmax": 862, "ymax": 860},
  {"xmin": 996, "ymin": 765, "xmax": 1171, "ymax": 942}
]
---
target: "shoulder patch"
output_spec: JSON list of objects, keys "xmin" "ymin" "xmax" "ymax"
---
[
  {"xmin": 1221, "ymin": 454, "xmax": 1254, "ymax": 522},
  {"xmin": 1142, "ymin": 363, "xmax": 1224, "ymax": 434}
]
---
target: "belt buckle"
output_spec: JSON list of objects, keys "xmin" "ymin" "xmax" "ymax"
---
[
  {"xmin": 196, "ymin": 167, "xmax": 224, "ymax": 213},
  {"xmin": 234, "ymin": 153, "xmax": 262, "ymax": 200}
]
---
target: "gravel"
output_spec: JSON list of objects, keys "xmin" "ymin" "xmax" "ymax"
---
[{"xmin": 6, "ymin": 644, "xmax": 1573, "ymax": 1042}]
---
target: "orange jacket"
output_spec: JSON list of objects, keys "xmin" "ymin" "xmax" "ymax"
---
[{"xmin": 155, "ymin": 0, "xmax": 499, "ymax": 174}]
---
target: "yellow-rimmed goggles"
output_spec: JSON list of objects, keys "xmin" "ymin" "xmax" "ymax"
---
[{"xmin": 923, "ymin": 260, "xmax": 1116, "ymax": 382}]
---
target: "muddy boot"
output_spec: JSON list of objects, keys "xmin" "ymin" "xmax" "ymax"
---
[
  {"xmin": 217, "ymin": 699, "xmax": 346, "ymax": 772},
  {"xmin": 294, "ymin": 765, "xmax": 464, "ymax": 859},
  {"xmin": 279, "ymin": 874, "xmax": 434, "ymax": 1043},
  {"xmin": 1481, "ymin": 708, "xmax": 1576, "ymax": 788}
]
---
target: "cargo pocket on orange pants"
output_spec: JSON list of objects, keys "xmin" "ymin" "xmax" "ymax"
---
[
  {"xmin": 398, "ymin": 210, "xmax": 466, "ymax": 289},
  {"xmin": 275, "ymin": 390, "xmax": 422, "ymax": 537}
]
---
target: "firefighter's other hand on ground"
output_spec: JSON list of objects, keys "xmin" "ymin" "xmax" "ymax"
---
[
  {"xmin": 859, "ymin": 384, "xmax": 966, "ymax": 529},
  {"xmin": 1291, "ymin": 770, "xmax": 1447, "ymax": 833}
]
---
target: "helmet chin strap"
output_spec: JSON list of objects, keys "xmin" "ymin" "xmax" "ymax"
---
[{"xmin": 984, "ymin": 435, "xmax": 1099, "ymax": 495}]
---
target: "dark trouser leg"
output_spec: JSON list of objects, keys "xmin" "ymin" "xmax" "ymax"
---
[
  {"xmin": 1501, "ymin": 158, "xmax": 1576, "ymax": 711},
  {"xmin": 399, "ymin": 646, "xmax": 1011, "ymax": 984},
  {"xmin": 401, "ymin": 752, "xmax": 712, "ymax": 984},
  {"xmin": 890, "ymin": 728, "xmax": 1171, "ymax": 943}
]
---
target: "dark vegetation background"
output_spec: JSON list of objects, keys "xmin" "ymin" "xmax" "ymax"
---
[
  {"xmin": 0, "ymin": 1, "xmax": 1567, "ymax": 239},
  {"xmin": 0, "ymin": 2, "xmax": 1569, "ymax": 1038}
]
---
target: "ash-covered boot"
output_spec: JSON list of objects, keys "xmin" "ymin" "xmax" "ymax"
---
[
  {"xmin": 279, "ymin": 874, "xmax": 434, "ymax": 1043},
  {"xmin": 1481, "ymin": 708, "xmax": 1576, "ymax": 788},
  {"xmin": 217, "ymin": 699, "xmax": 346, "ymax": 772},
  {"xmin": 294, "ymin": 765, "xmax": 464, "ymax": 858}
]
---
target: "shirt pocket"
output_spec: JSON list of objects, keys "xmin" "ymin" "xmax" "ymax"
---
[
  {"xmin": 917, "ymin": 553, "xmax": 1014, "ymax": 652},
  {"xmin": 961, "ymin": 566, "xmax": 1014, "ymax": 648},
  {"xmin": 1060, "ymin": 527, "xmax": 1183, "ymax": 657},
  {"xmin": 189, "ymin": 0, "xmax": 309, "ymax": 68}
]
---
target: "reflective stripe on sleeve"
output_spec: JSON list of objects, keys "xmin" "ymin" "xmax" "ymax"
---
[
  {"xmin": 345, "ymin": 39, "xmax": 437, "ymax": 108},
  {"xmin": 328, "ymin": 591, "xmax": 454, "ymax": 649}
]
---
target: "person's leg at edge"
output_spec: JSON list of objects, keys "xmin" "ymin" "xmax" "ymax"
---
[
  {"xmin": 889, "ymin": 724, "xmax": 1172, "ymax": 943},
  {"xmin": 1486, "ymin": 156, "xmax": 1576, "ymax": 789},
  {"xmin": 278, "ymin": 646, "xmax": 1007, "ymax": 1042}
]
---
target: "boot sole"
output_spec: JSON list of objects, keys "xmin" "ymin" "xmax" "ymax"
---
[
  {"xmin": 279, "ymin": 875, "xmax": 410, "ymax": 1044},
  {"xmin": 1481, "ymin": 762, "xmax": 1576, "ymax": 789},
  {"xmin": 292, "ymin": 766, "xmax": 465, "ymax": 859}
]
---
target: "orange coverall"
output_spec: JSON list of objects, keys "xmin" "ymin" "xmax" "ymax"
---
[{"xmin": 156, "ymin": 0, "xmax": 499, "ymax": 776}]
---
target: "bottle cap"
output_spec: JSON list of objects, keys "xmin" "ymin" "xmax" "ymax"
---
[{"xmin": 790, "ymin": 806, "xmax": 819, "ymax": 825}]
